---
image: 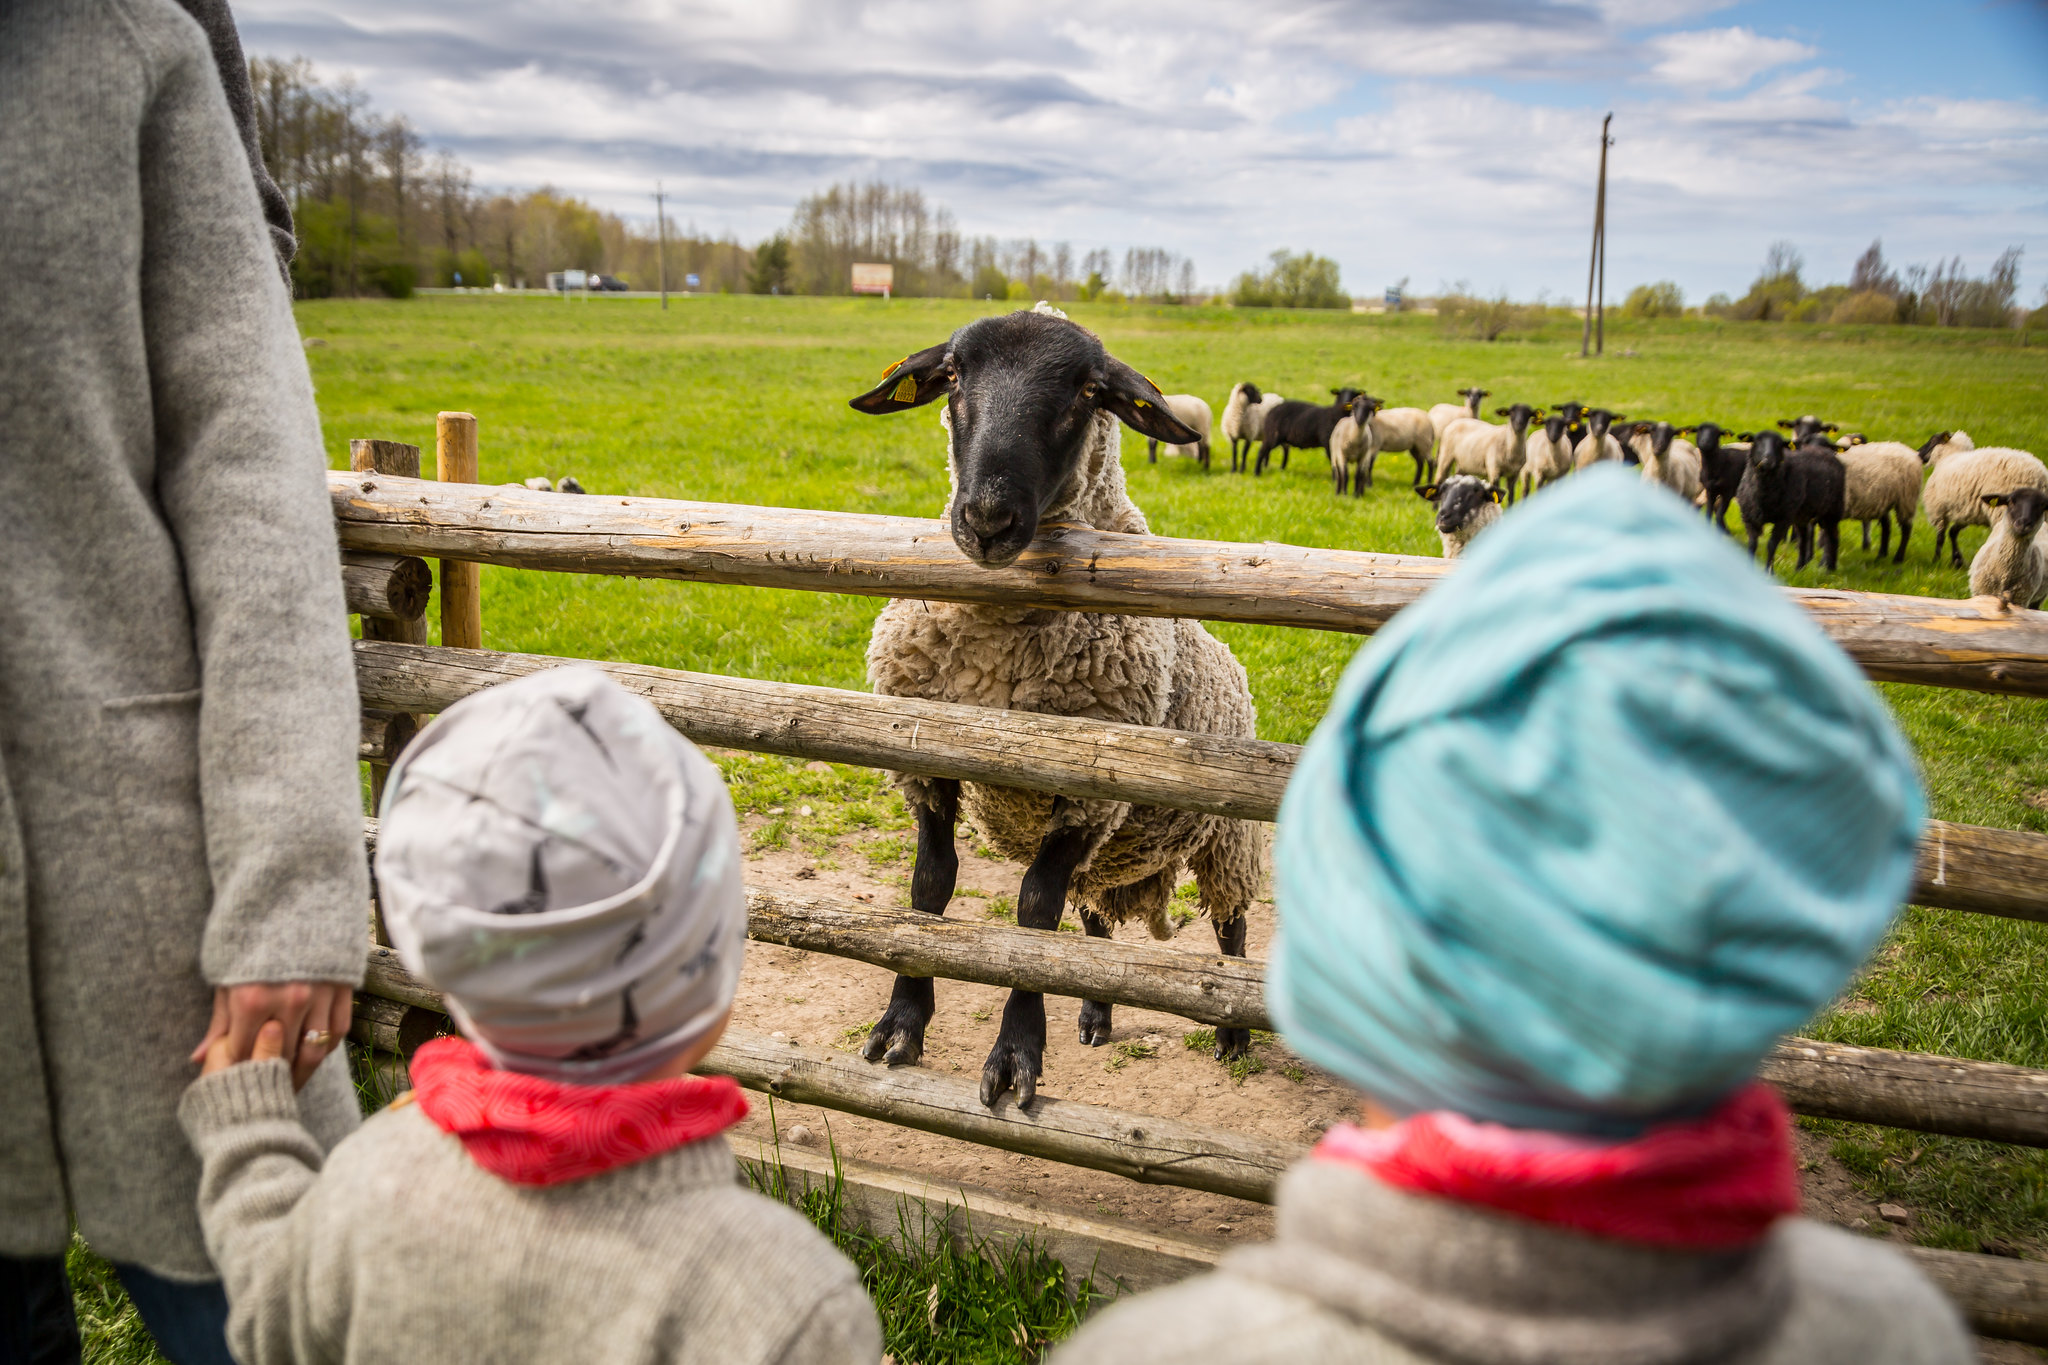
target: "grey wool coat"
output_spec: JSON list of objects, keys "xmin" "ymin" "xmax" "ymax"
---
[
  {"xmin": 1052, "ymin": 1158, "xmax": 1974, "ymax": 1365},
  {"xmin": 0, "ymin": 0, "xmax": 370, "ymax": 1278}
]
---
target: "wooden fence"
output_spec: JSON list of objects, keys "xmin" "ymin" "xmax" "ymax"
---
[{"xmin": 332, "ymin": 440, "xmax": 2048, "ymax": 1342}]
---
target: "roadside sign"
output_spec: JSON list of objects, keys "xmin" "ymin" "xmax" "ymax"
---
[{"xmin": 851, "ymin": 262, "xmax": 894, "ymax": 298}]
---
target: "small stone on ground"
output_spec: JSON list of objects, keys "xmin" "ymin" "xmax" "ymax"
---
[{"xmin": 1878, "ymin": 1203, "xmax": 1911, "ymax": 1225}]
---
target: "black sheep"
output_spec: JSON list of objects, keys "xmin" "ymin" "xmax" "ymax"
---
[
  {"xmin": 1679, "ymin": 422, "xmax": 1744, "ymax": 533},
  {"xmin": 1255, "ymin": 387, "xmax": 1362, "ymax": 475},
  {"xmin": 1737, "ymin": 431, "xmax": 1846, "ymax": 571}
]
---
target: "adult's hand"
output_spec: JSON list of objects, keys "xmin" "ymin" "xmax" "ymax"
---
[{"xmin": 190, "ymin": 982, "xmax": 353, "ymax": 1090}]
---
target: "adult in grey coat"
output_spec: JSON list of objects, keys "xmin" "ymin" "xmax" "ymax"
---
[{"xmin": 0, "ymin": 0, "xmax": 369, "ymax": 1359}]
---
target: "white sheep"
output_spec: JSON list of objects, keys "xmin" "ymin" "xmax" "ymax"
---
[
  {"xmin": 1522, "ymin": 414, "xmax": 1576, "ymax": 494},
  {"xmin": 1371, "ymin": 406, "xmax": 1438, "ymax": 486},
  {"xmin": 1420, "ymin": 474, "xmax": 1501, "ymax": 559},
  {"xmin": 1327, "ymin": 397, "xmax": 1384, "ymax": 496},
  {"xmin": 1967, "ymin": 487, "xmax": 2048, "ymax": 608},
  {"xmin": 1146, "ymin": 393, "xmax": 1214, "ymax": 467},
  {"xmin": 1627, "ymin": 422, "xmax": 1704, "ymax": 503},
  {"xmin": 1427, "ymin": 387, "xmax": 1489, "ymax": 447},
  {"xmin": 851, "ymin": 303, "xmax": 1265, "ymax": 1104},
  {"xmin": 1433, "ymin": 403, "xmax": 1539, "ymax": 501},
  {"xmin": 1923, "ymin": 441, "xmax": 2048, "ymax": 568},
  {"xmin": 1572, "ymin": 409, "xmax": 1628, "ymax": 469},
  {"xmin": 1834, "ymin": 440, "xmax": 1923, "ymax": 563},
  {"xmin": 1220, "ymin": 382, "xmax": 1285, "ymax": 473}
]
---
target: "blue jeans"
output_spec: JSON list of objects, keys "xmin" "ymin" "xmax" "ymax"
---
[{"xmin": 0, "ymin": 1255, "xmax": 232, "ymax": 1365}]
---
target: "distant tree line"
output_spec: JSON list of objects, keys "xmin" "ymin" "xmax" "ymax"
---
[{"xmin": 1623, "ymin": 240, "xmax": 2030, "ymax": 328}]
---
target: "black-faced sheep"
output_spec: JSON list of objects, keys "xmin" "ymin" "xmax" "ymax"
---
[
  {"xmin": 1435, "ymin": 403, "xmax": 1540, "ymax": 502},
  {"xmin": 1572, "ymin": 408, "xmax": 1628, "ymax": 468},
  {"xmin": 1256, "ymin": 387, "xmax": 1362, "ymax": 475},
  {"xmin": 846, "ymin": 304, "xmax": 1265, "ymax": 1108},
  {"xmin": 1327, "ymin": 395, "xmax": 1385, "ymax": 496},
  {"xmin": 1369, "ymin": 405, "xmax": 1438, "ymax": 486},
  {"xmin": 1776, "ymin": 414, "xmax": 1840, "ymax": 444},
  {"xmin": 1427, "ymin": 387, "xmax": 1489, "ymax": 449},
  {"xmin": 1522, "ymin": 413, "xmax": 1576, "ymax": 495},
  {"xmin": 1220, "ymin": 383, "xmax": 1283, "ymax": 473},
  {"xmin": 1968, "ymin": 487, "xmax": 2048, "ymax": 609},
  {"xmin": 1737, "ymin": 430, "xmax": 1845, "ymax": 571},
  {"xmin": 1922, "ymin": 434, "xmax": 2048, "ymax": 568},
  {"xmin": 1626, "ymin": 421, "xmax": 1704, "ymax": 503},
  {"xmin": 1680, "ymin": 422, "xmax": 1746, "ymax": 532},
  {"xmin": 1146, "ymin": 394, "xmax": 1214, "ymax": 468},
  {"xmin": 1418, "ymin": 474, "xmax": 1501, "ymax": 559}
]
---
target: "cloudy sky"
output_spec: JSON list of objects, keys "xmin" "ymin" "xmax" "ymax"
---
[{"xmin": 236, "ymin": 0, "xmax": 2048, "ymax": 302}]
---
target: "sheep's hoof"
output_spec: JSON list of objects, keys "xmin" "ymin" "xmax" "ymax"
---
[
  {"xmin": 980, "ymin": 1039, "xmax": 1041, "ymax": 1109},
  {"xmin": 1214, "ymin": 1027, "xmax": 1252, "ymax": 1062},
  {"xmin": 860, "ymin": 1008, "xmax": 927, "ymax": 1068},
  {"xmin": 1078, "ymin": 1000, "xmax": 1113, "ymax": 1047}
]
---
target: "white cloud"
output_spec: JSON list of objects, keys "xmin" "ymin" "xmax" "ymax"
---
[
  {"xmin": 1647, "ymin": 26, "xmax": 1816, "ymax": 91},
  {"xmin": 230, "ymin": 0, "xmax": 2046, "ymax": 301}
]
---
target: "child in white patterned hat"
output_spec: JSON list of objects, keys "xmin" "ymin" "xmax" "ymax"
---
[{"xmin": 179, "ymin": 667, "xmax": 879, "ymax": 1365}]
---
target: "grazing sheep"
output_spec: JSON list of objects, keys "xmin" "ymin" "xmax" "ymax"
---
[
  {"xmin": 1737, "ymin": 430, "xmax": 1846, "ymax": 571},
  {"xmin": 1370, "ymin": 405, "xmax": 1438, "ymax": 486},
  {"xmin": 1435, "ymin": 404, "xmax": 1540, "ymax": 502},
  {"xmin": 1626, "ymin": 421, "xmax": 1704, "ymax": 503},
  {"xmin": 1680, "ymin": 422, "xmax": 1746, "ymax": 532},
  {"xmin": 846, "ymin": 304, "xmax": 1265, "ymax": 1107},
  {"xmin": 1256, "ymin": 387, "xmax": 1362, "ymax": 475},
  {"xmin": 1572, "ymin": 408, "xmax": 1628, "ymax": 469},
  {"xmin": 1968, "ymin": 487, "xmax": 2048, "ymax": 609},
  {"xmin": 1418, "ymin": 475, "xmax": 1501, "ymax": 559},
  {"xmin": 1834, "ymin": 439, "xmax": 1923, "ymax": 562},
  {"xmin": 1521, "ymin": 414, "xmax": 1576, "ymax": 495},
  {"xmin": 1220, "ymin": 382, "xmax": 1285, "ymax": 473},
  {"xmin": 1922, "ymin": 437, "xmax": 2047, "ymax": 568},
  {"xmin": 1145, "ymin": 393, "xmax": 1214, "ymax": 468},
  {"xmin": 1327, "ymin": 395, "xmax": 1386, "ymax": 496}
]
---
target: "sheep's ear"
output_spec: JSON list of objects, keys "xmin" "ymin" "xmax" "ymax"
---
[
  {"xmin": 1417, "ymin": 484, "xmax": 1440, "ymax": 502},
  {"xmin": 1984, "ymin": 494, "xmax": 2006, "ymax": 508},
  {"xmin": 1493, "ymin": 406, "xmax": 1508, "ymax": 416},
  {"xmin": 1774, "ymin": 419, "xmax": 1794, "ymax": 429},
  {"xmin": 1489, "ymin": 488, "xmax": 1504, "ymax": 504},
  {"xmin": 1097, "ymin": 356, "xmax": 1199, "ymax": 443},
  {"xmin": 1737, "ymin": 432, "xmax": 1756, "ymax": 442},
  {"xmin": 848, "ymin": 344, "xmax": 951, "ymax": 414}
]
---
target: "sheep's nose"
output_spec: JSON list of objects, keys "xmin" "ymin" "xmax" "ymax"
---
[{"xmin": 960, "ymin": 501, "xmax": 1014, "ymax": 541}]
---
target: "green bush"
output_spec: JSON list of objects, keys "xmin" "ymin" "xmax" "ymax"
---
[
  {"xmin": 1831, "ymin": 290, "xmax": 1899, "ymax": 325},
  {"xmin": 1231, "ymin": 249, "xmax": 1346, "ymax": 310},
  {"xmin": 1622, "ymin": 281, "xmax": 1684, "ymax": 318}
]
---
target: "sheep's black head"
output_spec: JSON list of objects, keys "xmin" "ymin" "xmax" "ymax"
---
[
  {"xmin": 1553, "ymin": 400, "xmax": 1587, "ymax": 426},
  {"xmin": 848, "ymin": 310, "xmax": 1196, "ymax": 567},
  {"xmin": 1457, "ymin": 386, "xmax": 1491, "ymax": 408},
  {"xmin": 1239, "ymin": 382, "xmax": 1263, "ymax": 406},
  {"xmin": 1775, "ymin": 415, "xmax": 1838, "ymax": 442},
  {"xmin": 1419, "ymin": 475, "xmax": 1497, "ymax": 535},
  {"xmin": 1682, "ymin": 421, "xmax": 1726, "ymax": 455},
  {"xmin": 1540, "ymin": 414, "xmax": 1571, "ymax": 444},
  {"xmin": 1586, "ymin": 408, "xmax": 1622, "ymax": 439},
  {"xmin": 1984, "ymin": 487, "xmax": 2048, "ymax": 541},
  {"xmin": 1748, "ymin": 431, "xmax": 1790, "ymax": 473},
  {"xmin": 1917, "ymin": 431, "xmax": 1954, "ymax": 464},
  {"xmin": 1490, "ymin": 402, "xmax": 1541, "ymax": 436},
  {"xmin": 1350, "ymin": 394, "xmax": 1383, "ymax": 422}
]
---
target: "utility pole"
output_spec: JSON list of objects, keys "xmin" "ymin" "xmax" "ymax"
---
[
  {"xmin": 655, "ymin": 181, "xmax": 669, "ymax": 311},
  {"xmin": 1582, "ymin": 112, "xmax": 1613, "ymax": 358}
]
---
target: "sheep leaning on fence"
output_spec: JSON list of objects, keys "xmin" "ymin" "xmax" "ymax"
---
[
  {"xmin": 1832, "ymin": 436, "xmax": 1923, "ymax": 563},
  {"xmin": 1220, "ymin": 382, "xmax": 1284, "ymax": 473},
  {"xmin": 846, "ymin": 303, "xmax": 1266, "ymax": 1109},
  {"xmin": 1417, "ymin": 474, "xmax": 1501, "ymax": 559},
  {"xmin": 1146, "ymin": 394, "xmax": 1214, "ymax": 468},
  {"xmin": 1922, "ymin": 433, "xmax": 2048, "ymax": 569},
  {"xmin": 1968, "ymin": 487, "xmax": 2048, "ymax": 610}
]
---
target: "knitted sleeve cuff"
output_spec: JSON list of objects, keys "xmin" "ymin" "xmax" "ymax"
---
[{"xmin": 179, "ymin": 1058, "xmax": 302, "ymax": 1142}]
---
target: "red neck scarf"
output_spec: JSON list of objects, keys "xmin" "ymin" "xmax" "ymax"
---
[
  {"xmin": 407, "ymin": 1037, "xmax": 749, "ymax": 1187},
  {"xmin": 1315, "ymin": 1082, "xmax": 1799, "ymax": 1249}
]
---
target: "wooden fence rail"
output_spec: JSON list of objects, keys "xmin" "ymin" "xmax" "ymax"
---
[
  {"xmin": 354, "ymin": 642, "xmax": 2048, "ymax": 926},
  {"xmin": 329, "ymin": 472, "xmax": 2048, "ymax": 697}
]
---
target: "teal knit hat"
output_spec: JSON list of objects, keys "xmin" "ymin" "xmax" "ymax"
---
[{"xmin": 1271, "ymin": 467, "xmax": 1924, "ymax": 1137}]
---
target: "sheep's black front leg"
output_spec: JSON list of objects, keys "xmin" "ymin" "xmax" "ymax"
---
[
  {"xmin": 1147, "ymin": 437, "xmax": 1159, "ymax": 464},
  {"xmin": 1077, "ymin": 911, "xmax": 1115, "ymax": 1046},
  {"xmin": 980, "ymin": 822, "xmax": 1092, "ymax": 1108},
  {"xmin": 1212, "ymin": 914, "xmax": 1252, "ymax": 1061},
  {"xmin": 1892, "ymin": 518, "xmax": 1910, "ymax": 564},
  {"xmin": 1949, "ymin": 525, "xmax": 1967, "ymax": 570},
  {"xmin": 1762, "ymin": 525, "xmax": 1785, "ymax": 572},
  {"xmin": 1819, "ymin": 520, "xmax": 1840, "ymax": 571},
  {"xmin": 1412, "ymin": 451, "xmax": 1428, "ymax": 486},
  {"xmin": 862, "ymin": 780, "xmax": 959, "ymax": 1068}
]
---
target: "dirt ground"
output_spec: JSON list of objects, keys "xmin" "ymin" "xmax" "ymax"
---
[{"xmin": 727, "ymin": 813, "xmax": 1963, "ymax": 1258}]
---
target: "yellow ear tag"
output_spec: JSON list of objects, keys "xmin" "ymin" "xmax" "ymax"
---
[
  {"xmin": 1134, "ymin": 398, "xmax": 1150, "ymax": 408},
  {"xmin": 891, "ymin": 374, "xmax": 918, "ymax": 403},
  {"xmin": 882, "ymin": 356, "xmax": 908, "ymax": 378}
]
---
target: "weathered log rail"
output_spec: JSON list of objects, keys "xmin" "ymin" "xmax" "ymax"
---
[
  {"xmin": 329, "ymin": 471, "xmax": 2048, "ymax": 697},
  {"xmin": 355, "ymin": 641, "xmax": 2048, "ymax": 926}
]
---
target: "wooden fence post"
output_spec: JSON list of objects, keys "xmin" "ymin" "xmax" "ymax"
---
[{"xmin": 435, "ymin": 412, "xmax": 482, "ymax": 650}]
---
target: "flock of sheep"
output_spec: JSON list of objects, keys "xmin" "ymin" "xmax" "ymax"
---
[{"xmin": 1144, "ymin": 384, "xmax": 2048, "ymax": 609}]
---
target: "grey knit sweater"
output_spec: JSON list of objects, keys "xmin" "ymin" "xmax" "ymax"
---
[
  {"xmin": 179, "ymin": 1062, "xmax": 882, "ymax": 1365},
  {"xmin": 0, "ymin": 0, "xmax": 368, "ymax": 1277},
  {"xmin": 1053, "ymin": 1159, "xmax": 1973, "ymax": 1365}
]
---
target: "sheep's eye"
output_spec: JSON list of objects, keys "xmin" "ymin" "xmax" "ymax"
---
[{"xmin": 1081, "ymin": 381, "xmax": 1100, "ymax": 400}]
